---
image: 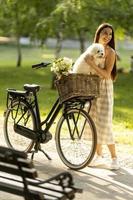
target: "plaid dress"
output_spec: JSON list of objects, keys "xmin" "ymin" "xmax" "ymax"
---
[{"xmin": 89, "ymin": 78, "xmax": 115, "ymax": 144}]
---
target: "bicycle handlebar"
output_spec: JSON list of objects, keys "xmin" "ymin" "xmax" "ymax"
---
[{"xmin": 32, "ymin": 62, "xmax": 51, "ymax": 69}]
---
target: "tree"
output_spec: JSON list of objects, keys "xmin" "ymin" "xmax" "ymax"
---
[
  {"xmin": 90, "ymin": 0, "xmax": 133, "ymax": 38},
  {"xmin": 0, "ymin": 0, "xmax": 37, "ymax": 67},
  {"xmin": 1, "ymin": 0, "xmax": 133, "ymax": 67}
]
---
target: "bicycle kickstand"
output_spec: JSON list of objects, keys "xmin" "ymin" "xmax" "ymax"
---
[{"xmin": 30, "ymin": 142, "xmax": 52, "ymax": 160}]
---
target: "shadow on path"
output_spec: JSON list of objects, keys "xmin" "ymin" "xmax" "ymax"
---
[{"xmin": 34, "ymin": 155, "xmax": 133, "ymax": 200}]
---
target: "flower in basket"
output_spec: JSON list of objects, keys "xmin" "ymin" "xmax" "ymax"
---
[{"xmin": 51, "ymin": 57, "xmax": 73, "ymax": 78}]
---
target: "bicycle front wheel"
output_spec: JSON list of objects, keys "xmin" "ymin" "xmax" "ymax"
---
[
  {"xmin": 55, "ymin": 108, "xmax": 97, "ymax": 170},
  {"xmin": 4, "ymin": 101, "xmax": 36, "ymax": 152}
]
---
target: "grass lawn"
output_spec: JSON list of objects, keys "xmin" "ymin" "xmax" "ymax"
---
[{"xmin": 0, "ymin": 44, "xmax": 133, "ymax": 145}]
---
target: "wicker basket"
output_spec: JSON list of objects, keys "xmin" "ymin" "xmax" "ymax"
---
[{"xmin": 55, "ymin": 73, "xmax": 100, "ymax": 103}]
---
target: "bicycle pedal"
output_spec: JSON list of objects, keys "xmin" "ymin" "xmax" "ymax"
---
[{"xmin": 41, "ymin": 131, "xmax": 52, "ymax": 143}]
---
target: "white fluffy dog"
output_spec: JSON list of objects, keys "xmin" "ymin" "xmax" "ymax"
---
[{"xmin": 73, "ymin": 43, "xmax": 105, "ymax": 74}]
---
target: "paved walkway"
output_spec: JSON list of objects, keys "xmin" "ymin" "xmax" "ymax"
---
[
  {"xmin": 34, "ymin": 151, "xmax": 133, "ymax": 200},
  {"xmin": 0, "ymin": 115, "xmax": 133, "ymax": 199}
]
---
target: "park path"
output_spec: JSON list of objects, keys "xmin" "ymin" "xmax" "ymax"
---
[{"xmin": 0, "ymin": 115, "xmax": 133, "ymax": 200}]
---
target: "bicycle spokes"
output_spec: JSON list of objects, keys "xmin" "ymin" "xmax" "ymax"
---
[
  {"xmin": 4, "ymin": 101, "xmax": 35, "ymax": 152},
  {"xmin": 65, "ymin": 110, "xmax": 87, "ymax": 140},
  {"xmin": 10, "ymin": 103, "xmax": 31, "ymax": 126},
  {"xmin": 56, "ymin": 108, "xmax": 97, "ymax": 170}
]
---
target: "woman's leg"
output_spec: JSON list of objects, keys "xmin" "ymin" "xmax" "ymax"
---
[
  {"xmin": 107, "ymin": 144, "xmax": 117, "ymax": 158},
  {"xmin": 96, "ymin": 144, "xmax": 103, "ymax": 156}
]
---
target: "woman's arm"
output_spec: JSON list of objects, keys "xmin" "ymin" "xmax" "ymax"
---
[{"xmin": 84, "ymin": 48, "xmax": 116, "ymax": 79}]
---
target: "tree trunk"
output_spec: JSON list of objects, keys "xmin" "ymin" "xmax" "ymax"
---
[
  {"xmin": 78, "ymin": 29, "xmax": 86, "ymax": 53},
  {"xmin": 16, "ymin": 36, "xmax": 22, "ymax": 67},
  {"xmin": 51, "ymin": 31, "xmax": 63, "ymax": 90},
  {"xmin": 55, "ymin": 31, "xmax": 63, "ymax": 59}
]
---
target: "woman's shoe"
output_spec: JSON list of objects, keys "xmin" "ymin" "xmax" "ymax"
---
[
  {"xmin": 110, "ymin": 157, "xmax": 120, "ymax": 170},
  {"xmin": 89, "ymin": 155, "xmax": 105, "ymax": 167}
]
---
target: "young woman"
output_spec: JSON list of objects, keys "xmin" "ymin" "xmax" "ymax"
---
[{"xmin": 84, "ymin": 23, "xmax": 119, "ymax": 170}]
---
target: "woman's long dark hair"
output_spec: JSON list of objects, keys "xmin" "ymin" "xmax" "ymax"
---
[{"xmin": 94, "ymin": 23, "xmax": 117, "ymax": 80}]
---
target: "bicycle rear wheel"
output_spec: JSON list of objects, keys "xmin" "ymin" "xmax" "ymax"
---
[
  {"xmin": 55, "ymin": 108, "xmax": 97, "ymax": 170},
  {"xmin": 4, "ymin": 101, "xmax": 36, "ymax": 152}
]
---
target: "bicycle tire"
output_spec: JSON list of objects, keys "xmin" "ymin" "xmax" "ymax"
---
[
  {"xmin": 4, "ymin": 100, "xmax": 36, "ymax": 152},
  {"xmin": 55, "ymin": 108, "xmax": 97, "ymax": 170}
]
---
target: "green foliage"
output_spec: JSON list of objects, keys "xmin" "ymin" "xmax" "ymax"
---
[
  {"xmin": 1, "ymin": 0, "xmax": 133, "ymax": 40},
  {"xmin": 0, "ymin": 0, "xmax": 36, "ymax": 37},
  {"xmin": 114, "ymin": 73, "xmax": 133, "ymax": 130},
  {"xmin": 117, "ymin": 47, "xmax": 133, "ymax": 69},
  {"xmin": 0, "ymin": 0, "xmax": 133, "ymax": 66}
]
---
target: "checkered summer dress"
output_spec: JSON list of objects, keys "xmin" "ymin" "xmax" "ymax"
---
[{"xmin": 89, "ymin": 78, "xmax": 115, "ymax": 144}]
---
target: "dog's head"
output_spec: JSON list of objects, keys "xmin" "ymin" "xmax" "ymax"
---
[{"xmin": 87, "ymin": 43, "xmax": 105, "ymax": 59}]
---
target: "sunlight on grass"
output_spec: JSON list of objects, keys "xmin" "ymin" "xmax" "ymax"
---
[
  {"xmin": 114, "ymin": 107, "xmax": 133, "ymax": 129},
  {"xmin": 114, "ymin": 129, "xmax": 133, "ymax": 146},
  {"xmin": 42, "ymin": 53, "xmax": 54, "ymax": 60}
]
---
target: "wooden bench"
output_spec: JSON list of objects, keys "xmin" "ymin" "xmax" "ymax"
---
[{"xmin": 0, "ymin": 146, "xmax": 82, "ymax": 200}]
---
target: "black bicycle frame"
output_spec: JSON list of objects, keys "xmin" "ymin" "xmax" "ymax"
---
[
  {"xmin": 32, "ymin": 92, "xmax": 92, "ymax": 136},
  {"xmin": 33, "ymin": 92, "xmax": 62, "ymax": 133}
]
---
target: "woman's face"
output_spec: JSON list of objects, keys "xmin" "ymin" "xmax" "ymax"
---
[{"xmin": 98, "ymin": 27, "xmax": 112, "ymax": 46}]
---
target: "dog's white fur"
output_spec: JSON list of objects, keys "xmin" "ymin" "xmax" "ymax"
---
[{"xmin": 73, "ymin": 43, "xmax": 105, "ymax": 74}]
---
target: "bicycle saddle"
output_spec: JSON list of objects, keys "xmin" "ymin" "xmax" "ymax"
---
[{"xmin": 24, "ymin": 84, "xmax": 40, "ymax": 93}]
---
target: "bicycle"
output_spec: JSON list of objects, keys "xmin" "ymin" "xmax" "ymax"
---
[{"xmin": 3, "ymin": 62, "xmax": 97, "ymax": 170}]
